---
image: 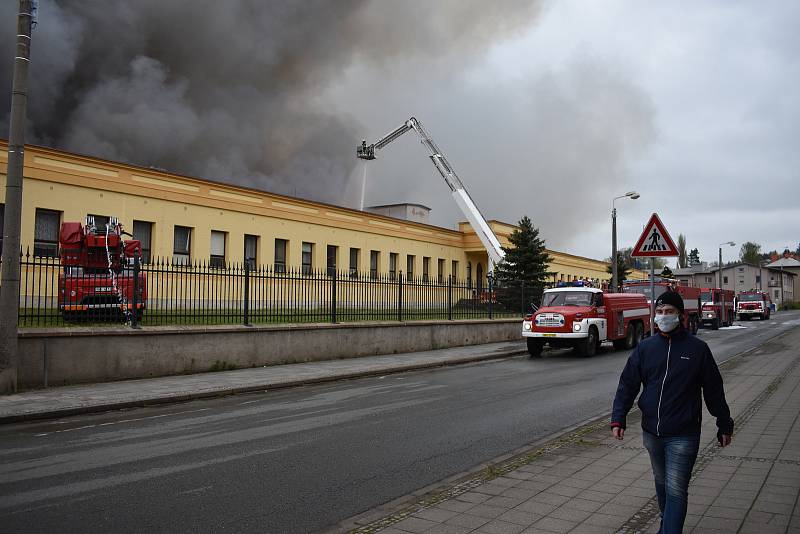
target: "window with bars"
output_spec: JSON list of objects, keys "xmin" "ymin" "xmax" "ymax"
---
[
  {"xmin": 34, "ymin": 208, "xmax": 61, "ymax": 257},
  {"xmin": 327, "ymin": 245, "xmax": 338, "ymax": 276},
  {"xmin": 302, "ymin": 242, "xmax": 314, "ymax": 274},
  {"xmin": 173, "ymin": 225, "xmax": 192, "ymax": 265},
  {"xmin": 451, "ymin": 260, "xmax": 458, "ymax": 281},
  {"xmin": 438, "ymin": 259, "xmax": 445, "ymax": 284},
  {"xmin": 370, "ymin": 250, "xmax": 379, "ymax": 279},
  {"xmin": 349, "ymin": 248, "xmax": 360, "ymax": 277},
  {"xmin": 422, "ymin": 256, "xmax": 430, "ymax": 283},
  {"xmin": 389, "ymin": 252, "xmax": 398, "ymax": 280},
  {"xmin": 407, "ymin": 255, "xmax": 415, "ymax": 280},
  {"xmin": 133, "ymin": 220, "xmax": 153, "ymax": 263},
  {"xmin": 244, "ymin": 234, "xmax": 258, "ymax": 269},
  {"xmin": 274, "ymin": 239, "xmax": 287, "ymax": 273},
  {"xmin": 467, "ymin": 262, "xmax": 472, "ymax": 289}
]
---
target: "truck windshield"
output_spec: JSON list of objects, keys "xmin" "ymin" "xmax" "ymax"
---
[
  {"xmin": 622, "ymin": 285, "xmax": 666, "ymax": 301},
  {"xmin": 541, "ymin": 291, "xmax": 593, "ymax": 307},
  {"xmin": 700, "ymin": 292, "xmax": 712, "ymax": 302},
  {"xmin": 738, "ymin": 294, "xmax": 763, "ymax": 301}
]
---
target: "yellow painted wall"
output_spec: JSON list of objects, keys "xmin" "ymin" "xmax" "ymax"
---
[{"xmin": 0, "ymin": 141, "xmax": 643, "ymax": 284}]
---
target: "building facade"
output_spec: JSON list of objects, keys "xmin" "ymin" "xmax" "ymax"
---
[
  {"xmin": 0, "ymin": 141, "xmax": 645, "ymax": 287},
  {"xmin": 675, "ymin": 262, "xmax": 796, "ymax": 306}
]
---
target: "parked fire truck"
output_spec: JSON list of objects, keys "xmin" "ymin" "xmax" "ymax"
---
[
  {"xmin": 699, "ymin": 288, "xmax": 735, "ymax": 329},
  {"xmin": 58, "ymin": 217, "xmax": 146, "ymax": 321},
  {"xmin": 622, "ymin": 279, "xmax": 702, "ymax": 334},
  {"xmin": 522, "ymin": 282, "xmax": 651, "ymax": 357},
  {"xmin": 736, "ymin": 290, "xmax": 771, "ymax": 321}
]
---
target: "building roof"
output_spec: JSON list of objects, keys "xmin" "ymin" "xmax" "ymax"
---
[{"xmin": 766, "ymin": 257, "xmax": 800, "ymax": 268}]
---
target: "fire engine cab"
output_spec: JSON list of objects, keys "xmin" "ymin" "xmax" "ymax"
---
[
  {"xmin": 58, "ymin": 216, "xmax": 146, "ymax": 322},
  {"xmin": 736, "ymin": 290, "xmax": 771, "ymax": 321},
  {"xmin": 699, "ymin": 288, "xmax": 735, "ymax": 330},
  {"xmin": 622, "ymin": 279, "xmax": 701, "ymax": 334},
  {"xmin": 522, "ymin": 282, "xmax": 651, "ymax": 358}
]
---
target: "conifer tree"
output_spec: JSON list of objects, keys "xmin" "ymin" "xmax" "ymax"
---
[{"xmin": 494, "ymin": 216, "xmax": 553, "ymax": 305}]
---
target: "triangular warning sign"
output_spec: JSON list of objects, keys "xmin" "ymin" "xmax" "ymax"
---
[{"xmin": 631, "ymin": 213, "xmax": 679, "ymax": 257}]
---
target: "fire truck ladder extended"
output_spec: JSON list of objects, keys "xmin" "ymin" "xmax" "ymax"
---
[{"xmin": 357, "ymin": 117, "xmax": 505, "ymax": 268}]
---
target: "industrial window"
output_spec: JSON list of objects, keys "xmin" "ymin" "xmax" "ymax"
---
[
  {"xmin": 274, "ymin": 239, "xmax": 287, "ymax": 273},
  {"xmin": 451, "ymin": 260, "xmax": 458, "ymax": 281},
  {"xmin": 326, "ymin": 245, "xmax": 338, "ymax": 277},
  {"xmin": 370, "ymin": 250, "xmax": 379, "ymax": 279},
  {"xmin": 210, "ymin": 231, "xmax": 226, "ymax": 268},
  {"xmin": 389, "ymin": 252, "xmax": 398, "ymax": 280},
  {"xmin": 133, "ymin": 220, "xmax": 153, "ymax": 263},
  {"xmin": 422, "ymin": 256, "xmax": 430, "ymax": 283},
  {"xmin": 407, "ymin": 255, "xmax": 415, "ymax": 280},
  {"xmin": 87, "ymin": 214, "xmax": 111, "ymax": 233},
  {"xmin": 349, "ymin": 248, "xmax": 360, "ymax": 277},
  {"xmin": 302, "ymin": 242, "xmax": 314, "ymax": 275},
  {"xmin": 438, "ymin": 259, "xmax": 445, "ymax": 284},
  {"xmin": 173, "ymin": 225, "xmax": 192, "ymax": 265},
  {"xmin": 34, "ymin": 208, "xmax": 61, "ymax": 257},
  {"xmin": 0, "ymin": 203, "xmax": 4, "ymax": 255},
  {"xmin": 244, "ymin": 234, "xmax": 258, "ymax": 270}
]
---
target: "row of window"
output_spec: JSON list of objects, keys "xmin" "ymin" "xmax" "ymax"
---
[{"xmin": 15, "ymin": 208, "xmax": 477, "ymax": 282}]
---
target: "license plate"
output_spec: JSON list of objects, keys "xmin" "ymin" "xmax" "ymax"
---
[
  {"xmin": 542, "ymin": 333, "xmax": 557, "ymax": 337},
  {"xmin": 94, "ymin": 287, "xmax": 112, "ymax": 292}
]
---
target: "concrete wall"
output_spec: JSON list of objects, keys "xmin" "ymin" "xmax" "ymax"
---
[{"xmin": 16, "ymin": 319, "xmax": 521, "ymax": 389}]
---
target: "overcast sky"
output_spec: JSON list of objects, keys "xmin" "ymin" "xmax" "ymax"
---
[
  {"xmin": 328, "ymin": 0, "xmax": 799, "ymax": 264},
  {"xmin": 2, "ymin": 1, "xmax": 797, "ymax": 265}
]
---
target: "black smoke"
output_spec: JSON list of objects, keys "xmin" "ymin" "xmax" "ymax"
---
[{"xmin": 0, "ymin": 1, "xmax": 542, "ymax": 205}]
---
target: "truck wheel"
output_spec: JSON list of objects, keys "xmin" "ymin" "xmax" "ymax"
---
[
  {"xmin": 624, "ymin": 324, "xmax": 636, "ymax": 349},
  {"xmin": 527, "ymin": 338, "xmax": 543, "ymax": 358},
  {"xmin": 712, "ymin": 318, "xmax": 719, "ymax": 330},
  {"xmin": 576, "ymin": 328, "xmax": 598, "ymax": 357}
]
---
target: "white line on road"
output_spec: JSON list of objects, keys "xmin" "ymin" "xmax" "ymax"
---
[{"xmin": 33, "ymin": 408, "xmax": 211, "ymax": 437}]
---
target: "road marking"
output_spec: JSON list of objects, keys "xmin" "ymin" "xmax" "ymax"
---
[{"xmin": 33, "ymin": 408, "xmax": 210, "ymax": 437}]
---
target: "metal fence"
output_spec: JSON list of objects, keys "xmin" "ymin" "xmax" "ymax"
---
[{"xmin": 9, "ymin": 251, "xmax": 542, "ymax": 327}]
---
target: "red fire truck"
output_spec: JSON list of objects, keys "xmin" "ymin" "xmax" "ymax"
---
[
  {"xmin": 522, "ymin": 283, "xmax": 651, "ymax": 357},
  {"xmin": 622, "ymin": 279, "xmax": 702, "ymax": 334},
  {"xmin": 699, "ymin": 288, "xmax": 735, "ymax": 330},
  {"xmin": 58, "ymin": 217, "xmax": 146, "ymax": 321},
  {"xmin": 736, "ymin": 290, "xmax": 772, "ymax": 321}
]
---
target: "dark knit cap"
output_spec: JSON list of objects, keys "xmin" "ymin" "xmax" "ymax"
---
[{"xmin": 655, "ymin": 290, "xmax": 684, "ymax": 313}]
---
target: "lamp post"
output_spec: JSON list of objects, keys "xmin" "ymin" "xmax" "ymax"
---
[
  {"xmin": 611, "ymin": 191, "xmax": 640, "ymax": 292},
  {"xmin": 718, "ymin": 241, "xmax": 735, "ymax": 327}
]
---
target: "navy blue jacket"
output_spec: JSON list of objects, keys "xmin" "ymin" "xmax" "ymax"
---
[{"xmin": 611, "ymin": 327, "xmax": 734, "ymax": 438}]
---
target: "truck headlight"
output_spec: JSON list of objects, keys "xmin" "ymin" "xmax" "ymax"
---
[
  {"xmin": 573, "ymin": 323, "xmax": 582, "ymax": 332},
  {"xmin": 523, "ymin": 321, "xmax": 532, "ymax": 331}
]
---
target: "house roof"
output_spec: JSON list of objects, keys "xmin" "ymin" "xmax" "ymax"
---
[{"xmin": 766, "ymin": 257, "xmax": 800, "ymax": 268}]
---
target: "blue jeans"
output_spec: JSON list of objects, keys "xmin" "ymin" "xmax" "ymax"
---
[{"xmin": 642, "ymin": 431, "xmax": 700, "ymax": 534}]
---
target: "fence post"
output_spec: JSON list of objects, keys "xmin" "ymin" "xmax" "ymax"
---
[
  {"xmin": 131, "ymin": 250, "xmax": 140, "ymax": 329},
  {"xmin": 331, "ymin": 268, "xmax": 337, "ymax": 324},
  {"xmin": 448, "ymin": 274, "xmax": 453, "ymax": 320},
  {"xmin": 398, "ymin": 271, "xmax": 403, "ymax": 321},
  {"xmin": 243, "ymin": 260, "xmax": 250, "ymax": 326},
  {"xmin": 488, "ymin": 273, "xmax": 493, "ymax": 319}
]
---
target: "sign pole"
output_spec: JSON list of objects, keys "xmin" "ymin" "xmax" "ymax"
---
[{"xmin": 650, "ymin": 258, "xmax": 655, "ymax": 336}]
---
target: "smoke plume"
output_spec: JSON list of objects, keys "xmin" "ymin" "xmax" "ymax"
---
[{"xmin": 0, "ymin": 0, "xmax": 542, "ymax": 205}]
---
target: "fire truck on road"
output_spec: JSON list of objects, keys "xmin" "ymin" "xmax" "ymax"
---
[
  {"xmin": 522, "ymin": 282, "xmax": 651, "ymax": 358},
  {"xmin": 622, "ymin": 279, "xmax": 702, "ymax": 334},
  {"xmin": 736, "ymin": 290, "xmax": 772, "ymax": 321},
  {"xmin": 699, "ymin": 288, "xmax": 735, "ymax": 330}
]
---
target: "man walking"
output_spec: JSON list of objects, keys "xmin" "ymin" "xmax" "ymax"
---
[{"xmin": 611, "ymin": 291, "xmax": 733, "ymax": 533}]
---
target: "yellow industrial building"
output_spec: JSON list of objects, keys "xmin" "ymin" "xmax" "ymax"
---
[{"xmin": 0, "ymin": 141, "xmax": 643, "ymax": 286}]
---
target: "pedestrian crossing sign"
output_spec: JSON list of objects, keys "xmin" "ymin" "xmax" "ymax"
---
[{"xmin": 631, "ymin": 213, "xmax": 679, "ymax": 257}]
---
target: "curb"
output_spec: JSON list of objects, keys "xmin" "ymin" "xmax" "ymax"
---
[{"xmin": 0, "ymin": 347, "xmax": 527, "ymax": 425}]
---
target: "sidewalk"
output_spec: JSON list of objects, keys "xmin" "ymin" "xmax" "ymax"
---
[
  {"xmin": 0, "ymin": 340, "xmax": 526, "ymax": 424},
  {"xmin": 344, "ymin": 328, "xmax": 800, "ymax": 534}
]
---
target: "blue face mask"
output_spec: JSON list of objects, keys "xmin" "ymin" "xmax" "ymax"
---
[{"xmin": 655, "ymin": 314, "xmax": 680, "ymax": 332}]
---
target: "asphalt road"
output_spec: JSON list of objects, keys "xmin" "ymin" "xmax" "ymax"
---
[{"xmin": 2, "ymin": 311, "xmax": 798, "ymax": 533}]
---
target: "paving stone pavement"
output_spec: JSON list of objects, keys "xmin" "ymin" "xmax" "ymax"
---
[{"xmin": 347, "ymin": 328, "xmax": 800, "ymax": 534}]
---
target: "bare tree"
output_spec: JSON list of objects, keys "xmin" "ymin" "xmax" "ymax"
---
[{"xmin": 677, "ymin": 234, "xmax": 687, "ymax": 268}]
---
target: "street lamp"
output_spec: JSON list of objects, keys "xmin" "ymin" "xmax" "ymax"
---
[
  {"xmin": 718, "ymin": 241, "xmax": 735, "ymax": 326},
  {"xmin": 611, "ymin": 191, "xmax": 640, "ymax": 292}
]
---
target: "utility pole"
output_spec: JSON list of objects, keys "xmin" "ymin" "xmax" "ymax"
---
[{"xmin": 0, "ymin": 0, "xmax": 35, "ymax": 393}]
